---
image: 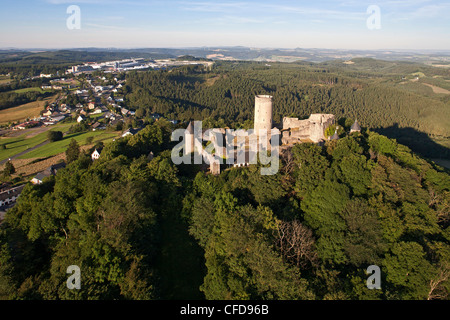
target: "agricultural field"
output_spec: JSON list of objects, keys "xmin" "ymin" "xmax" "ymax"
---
[
  {"xmin": 0, "ymin": 75, "xmax": 10, "ymax": 85},
  {"xmin": 0, "ymin": 94, "xmax": 58, "ymax": 124}
]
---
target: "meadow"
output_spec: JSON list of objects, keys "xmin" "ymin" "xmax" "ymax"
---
[
  {"xmin": 18, "ymin": 130, "xmax": 119, "ymax": 159},
  {"xmin": 0, "ymin": 122, "xmax": 73, "ymax": 162}
]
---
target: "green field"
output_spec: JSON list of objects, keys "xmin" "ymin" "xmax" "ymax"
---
[
  {"xmin": 89, "ymin": 112, "xmax": 104, "ymax": 118},
  {"xmin": 13, "ymin": 87, "xmax": 48, "ymax": 94},
  {"xmin": 0, "ymin": 123, "xmax": 73, "ymax": 161},
  {"xmin": 17, "ymin": 130, "xmax": 119, "ymax": 159}
]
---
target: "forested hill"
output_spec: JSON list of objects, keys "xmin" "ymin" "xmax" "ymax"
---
[
  {"xmin": 0, "ymin": 121, "xmax": 448, "ymax": 300},
  {"xmin": 122, "ymin": 60, "xmax": 450, "ymax": 159}
]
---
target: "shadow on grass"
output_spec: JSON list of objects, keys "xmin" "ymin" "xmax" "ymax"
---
[{"xmin": 374, "ymin": 124, "xmax": 450, "ymax": 161}]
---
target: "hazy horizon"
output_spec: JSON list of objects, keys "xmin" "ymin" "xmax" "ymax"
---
[{"xmin": 1, "ymin": 0, "xmax": 449, "ymax": 51}]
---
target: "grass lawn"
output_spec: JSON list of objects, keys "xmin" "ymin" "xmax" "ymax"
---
[
  {"xmin": 0, "ymin": 122, "xmax": 74, "ymax": 162},
  {"xmin": 89, "ymin": 112, "xmax": 104, "ymax": 118},
  {"xmin": 0, "ymin": 131, "xmax": 49, "ymax": 162},
  {"xmin": 13, "ymin": 87, "xmax": 47, "ymax": 94},
  {"xmin": 17, "ymin": 130, "xmax": 120, "ymax": 159}
]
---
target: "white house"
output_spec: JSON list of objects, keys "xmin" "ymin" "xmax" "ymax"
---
[
  {"xmin": 31, "ymin": 163, "xmax": 66, "ymax": 185},
  {"xmin": 77, "ymin": 115, "xmax": 86, "ymax": 123},
  {"xmin": 122, "ymin": 128, "xmax": 141, "ymax": 137},
  {"xmin": 0, "ymin": 185, "xmax": 25, "ymax": 207},
  {"xmin": 91, "ymin": 108, "xmax": 103, "ymax": 115},
  {"xmin": 91, "ymin": 148, "xmax": 102, "ymax": 160}
]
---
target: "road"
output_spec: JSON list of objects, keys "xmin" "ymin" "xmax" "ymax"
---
[{"xmin": 0, "ymin": 140, "xmax": 50, "ymax": 165}]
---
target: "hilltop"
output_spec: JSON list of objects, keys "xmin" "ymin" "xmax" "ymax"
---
[{"xmin": 0, "ymin": 121, "xmax": 448, "ymax": 300}]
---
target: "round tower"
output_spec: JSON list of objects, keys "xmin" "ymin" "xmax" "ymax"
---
[
  {"xmin": 185, "ymin": 121, "xmax": 194, "ymax": 155},
  {"xmin": 254, "ymin": 95, "xmax": 273, "ymax": 134}
]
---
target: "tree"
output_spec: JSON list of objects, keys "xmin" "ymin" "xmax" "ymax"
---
[
  {"xmin": 47, "ymin": 130, "xmax": 63, "ymax": 142},
  {"xmin": 85, "ymin": 136, "xmax": 94, "ymax": 145},
  {"xmin": 4, "ymin": 161, "xmax": 15, "ymax": 175},
  {"xmin": 65, "ymin": 139, "xmax": 80, "ymax": 163},
  {"xmin": 275, "ymin": 220, "xmax": 318, "ymax": 269}
]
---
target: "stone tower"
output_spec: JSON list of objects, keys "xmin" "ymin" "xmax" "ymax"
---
[
  {"xmin": 185, "ymin": 121, "xmax": 195, "ymax": 155},
  {"xmin": 254, "ymin": 95, "xmax": 273, "ymax": 135}
]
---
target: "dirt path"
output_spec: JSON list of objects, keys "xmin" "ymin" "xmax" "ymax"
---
[{"xmin": 422, "ymin": 83, "xmax": 450, "ymax": 94}]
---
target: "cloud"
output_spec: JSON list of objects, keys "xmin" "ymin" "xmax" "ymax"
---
[
  {"xmin": 389, "ymin": 3, "xmax": 450, "ymax": 21},
  {"xmin": 261, "ymin": 4, "xmax": 366, "ymax": 21}
]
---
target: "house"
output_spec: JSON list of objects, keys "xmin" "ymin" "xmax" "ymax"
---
[
  {"xmin": 0, "ymin": 185, "xmax": 25, "ymax": 208},
  {"xmin": 122, "ymin": 128, "xmax": 142, "ymax": 137},
  {"xmin": 13, "ymin": 121, "xmax": 40, "ymax": 130},
  {"xmin": 91, "ymin": 122, "xmax": 106, "ymax": 131},
  {"xmin": 43, "ymin": 109, "xmax": 53, "ymax": 117},
  {"xmin": 121, "ymin": 108, "xmax": 130, "ymax": 116},
  {"xmin": 91, "ymin": 108, "xmax": 103, "ymax": 115},
  {"xmin": 91, "ymin": 147, "xmax": 103, "ymax": 160},
  {"xmin": 88, "ymin": 102, "xmax": 96, "ymax": 110},
  {"xmin": 77, "ymin": 115, "xmax": 86, "ymax": 123},
  {"xmin": 31, "ymin": 163, "xmax": 66, "ymax": 185},
  {"xmin": 51, "ymin": 115, "xmax": 67, "ymax": 123}
]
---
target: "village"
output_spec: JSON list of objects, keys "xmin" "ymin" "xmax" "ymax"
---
[{"xmin": 0, "ymin": 65, "xmax": 185, "ymax": 221}]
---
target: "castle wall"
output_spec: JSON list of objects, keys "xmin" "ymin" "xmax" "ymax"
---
[{"xmin": 281, "ymin": 114, "xmax": 335, "ymax": 144}]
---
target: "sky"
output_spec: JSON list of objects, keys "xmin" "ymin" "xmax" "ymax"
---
[{"xmin": 0, "ymin": 0, "xmax": 449, "ymax": 51}]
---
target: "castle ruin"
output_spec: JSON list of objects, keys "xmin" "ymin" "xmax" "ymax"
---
[
  {"xmin": 183, "ymin": 95, "xmax": 361, "ymax": 175},
  {"xmin": 281, "ymin": 113, "xmax": 336, "ymax": 145}
]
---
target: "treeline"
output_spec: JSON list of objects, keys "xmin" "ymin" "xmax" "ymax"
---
[
  {"xmin": 0, "ymin": 78, "xmax": 49, "ymax": 93},
  {"xmin": 0, "ymin": 121, "xmax": 448, "ymax": 300},
  {"xmin": 0, "ymin": 90, "xmax": 53, "ymax": 110}
]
